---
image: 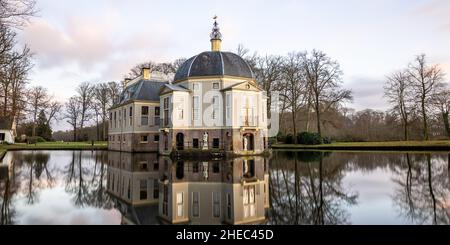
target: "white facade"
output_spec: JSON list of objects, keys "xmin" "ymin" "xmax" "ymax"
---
[{"xmin": 0, "ymin": 130, "xmax": 14, "ymax": 144}]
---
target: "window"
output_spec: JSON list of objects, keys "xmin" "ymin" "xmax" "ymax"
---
[
  {"xmin": 140, "ymin": 180, "xmax": 148, "ymax": 200},
  {"xmin": 141, "ymin": 135, "xmax": 148, "ymax": 143},
  {"xmin": 153, "ymin": 179, "xmax": 159, "ymax": 199},
  {"xmin": 212, "ymin": 96, "xmax": 219, "ymax": 120},
  {"xmin": 129, "ymin": 107, "xmax": 133, "ymax": 126},
  {"xmin": 178, "ymin": 108, "xmax": 184, "ymax": 120},
  {"xmin": 193, "ymin": 83, "xmax": 199, "ymax": 91},
  {"xmin": 139, "ymin": 162, "xmax": 148, "ymax": 170},
  {"xmin": 141, "ymin": 106, "xmax": 149, "ymax": 125},
  {"xmin": 164, "ymin": 98, "xmax": 170, "ymax": 126},
  {"xmin": 176, "ymin": 192, "xmax": 184, "ymax": 217},
  {"xmin": 127, "ymin": 179, "xmax": 131, "ymax": 199},
  {"xmin": 226, "ymin": 94, "xmax": 231, "ymax": 120},
  {"xmin": 213, "ymin": 138, "xmax": 220, "ymax": 149},
  {"xmin": 193, "ymin": 162, "xmax": 199, "ymax": 173},
  {"xmin": 227, "ymin": 194, "xmax": 232, "ymax": 220},
  {"xmin": 192, "ymin": 192, "xmax": 200, "ymax": 217},
  {"xmin": 243, "ymin": 186, "xmax": 256, "ymax": 218},
  {"xmin": 155, "ymin": 107, "xmax": 160, "ymax": 126},
  {"xmin": 154, "ymin": 135, "xmax": 159, "ymax": 142},
  {"xmin": 114, "ymin": 111, "xmax": 117, "ymax": 128},
  {"xmin": 163, "ymin": 186, "xmax": 168, "ymax": 215},
  {"xmin": 213, "ymin": 162, "xmax": 220, "ymax": 173},
  {"xmin": 193, "ymin": 138, "xmax": 199, "ymax": 149},
  {"xmin": 153, "ymin": 162, "xmax": 159, "ymax": 170},
  {"xmin": 213, "ymin": 82, "xmax": 219, "ymax": 90},
  {"xmin": 109, "ymin": 112, "xmax": 113, "ymax": 128},
  {"xmin": 193, "ymin": 96, "xmax": 199, "ymax": 121},
  {"xmin": 213, "ymin": 192, "xmax": 220, "ymax": 218}
]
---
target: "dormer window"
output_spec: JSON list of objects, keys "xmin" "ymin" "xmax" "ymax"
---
[{"xmin": 213, "ymin": 82, "xmax": 220, "ymax": 90}]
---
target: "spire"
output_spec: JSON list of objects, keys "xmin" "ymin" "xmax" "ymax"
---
[{"xmin": 210, "ymin": 15, "xmax": 222, "ymax": 52}]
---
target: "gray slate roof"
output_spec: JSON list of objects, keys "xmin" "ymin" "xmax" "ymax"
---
[
  {"xmin": 114, "ymin": 79, "xmax": 167, "ymax": 107},
  {"xmin": 174, "ymin": 51, "xmax": 254, "ymax": 82},
  {"xmin": 162, "ymin": 83, "xmax": 190, "ymax": 92}
]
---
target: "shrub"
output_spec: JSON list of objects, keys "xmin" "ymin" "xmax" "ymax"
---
[
  {"xmin": 285, "ymin": 134, "xmax": 295, "ymax": 144},
  {"xmin": 27, "ymin": 136, "xmax": 46, "ymax": 144},
  {"xmin": 276, "ymin": 132, "xmax": 286, "ymax": 143},
  {"xmin": 297, "ymin": 132, "xmax": 323, "ymax": 145},
  {"xmin": 268, "ymin": 137, "xmax": 277, "ymax": 146},
  {"xmin": 322, "ymin": 137, "xmax": 332, "ymax": 144}
]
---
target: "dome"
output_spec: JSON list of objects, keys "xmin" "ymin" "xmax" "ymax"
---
[{"xmin": 174, "ymin": 51, "xmax": 254, "ymax": 82}]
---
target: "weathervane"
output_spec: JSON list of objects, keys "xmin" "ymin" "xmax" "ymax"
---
[{"xmin": 210, "ymin": 15, "xmax": 222, "ymax": 40}]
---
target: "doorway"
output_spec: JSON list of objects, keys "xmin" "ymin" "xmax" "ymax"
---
[{"xmin": 176, "ymin": 133, "xmax": 184, "ymax": 150}]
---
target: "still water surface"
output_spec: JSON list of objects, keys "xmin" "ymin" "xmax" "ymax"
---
[{"xmin": 0, "ymin": 150, "xmax": 449, "ymax": 225}]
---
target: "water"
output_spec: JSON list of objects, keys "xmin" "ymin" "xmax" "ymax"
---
[{"xmin": 0, "ymin": 150, "xmax": 449, "ymax": 225}]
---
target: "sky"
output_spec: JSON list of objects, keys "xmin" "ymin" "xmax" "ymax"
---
[{"xmin": 16, "ymin": 0, "xmax": 450, "ymax": 130}]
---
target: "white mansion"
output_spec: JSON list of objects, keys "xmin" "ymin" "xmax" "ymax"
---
[{"xmin": 108, "ymin": 19, "xmax": 269, "ymax": 155}]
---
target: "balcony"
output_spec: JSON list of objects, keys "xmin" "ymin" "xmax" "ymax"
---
[{"xmin": 240, "ymin": 115, "xmax": 259, "ymax": 127}]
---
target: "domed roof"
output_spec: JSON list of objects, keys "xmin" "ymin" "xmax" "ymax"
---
[{"xmin": 174, "ymin": 51, "xmax": 254, "ymax": 82}]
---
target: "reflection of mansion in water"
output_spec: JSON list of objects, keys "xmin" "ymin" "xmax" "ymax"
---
[{"xmin": 106, "ymin": 152, "xmax": 269, "ymax": 225}]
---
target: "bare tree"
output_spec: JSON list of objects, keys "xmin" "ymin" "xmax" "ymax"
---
[
  {"xmin": 94, "ymin": 83, "xmax": 112, "ymax": 141},
  {"xmin": 282, "ymin": 52, "xmax": 307, "ymax": 141},
  {"xmin": 407, "ymin": 54, "xmax": 445, "ymax": 140},
  {"xmin": 64, "ymin": 96, "xmax": 81, "ymax": 142},
  {"xmin": 27, "ymin": 86, "xmax": 49, "ymax": 137},
  {"xmin": 302, "ymin": 50, "xmax": 351, "ymax": 136},
  {"xmin": 384, "ymin": 70, "xmax": 415, "ymax": 140},
  {"xmin": 107, "ymin": 81, "xmax": 121, "ymax": 105},
  {"xmin": 76, "ymin": 82, "xmax": 94, "ymax": 140},
  {"xmin": 45, "ymin": 100, "xmax": 62, "ymax": 127},
  {"xmin": 0, "ymin": 0, "xmax": 37, "ymax": 28},
  {"xmin": 433, "ymin": 87, "xmax": 450, "ymax": 137},
  {"xmin": 254, "ymin": 55, "xmax": 284, "ymax": 119}
]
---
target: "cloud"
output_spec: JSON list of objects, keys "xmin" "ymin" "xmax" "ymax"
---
[
  {"xmin": 345, "ymin": 76, "xmax": 388, "ymax": 111},
  {"xmin": 414, "ymin": 0, "xmax": 450, "ymax": 31}
]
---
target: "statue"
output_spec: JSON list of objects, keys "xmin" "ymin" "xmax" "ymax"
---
[
  {"xmin": 202, "ymin": 162, "xmax": 209, "ymax": 180},
  {"xmin": 243, "ymin": 136, "xmax": 248, "ymax": 151},
  {"xmin": 202, "ymin": 132, "xmax": 209, "ymax": 150}
]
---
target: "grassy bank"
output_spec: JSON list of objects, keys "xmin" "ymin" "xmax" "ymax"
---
[
  {"xmin": 0, "ymin": 142, "xmax": 108, "ymax": 160},
  {"xmin": 272, "ymin": 140, "xmax": 450, "ymax": 151}
]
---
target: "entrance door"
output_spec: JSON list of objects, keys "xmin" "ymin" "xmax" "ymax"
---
[
  {"xmin": 176, "ymin": 133, "xmax": 184, "ymax": 150},
  {"xmin": 243, "ymin": 133, "xmax": 254, "ymax": 151},
  {"xmin": 0, "ymin": 133, "xmax": 5, "ymax": 141}
]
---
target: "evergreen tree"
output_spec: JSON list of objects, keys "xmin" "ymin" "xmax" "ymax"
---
[{"xmin": 36, "ymin": 110, "xmax": 52, "ymax": 141}]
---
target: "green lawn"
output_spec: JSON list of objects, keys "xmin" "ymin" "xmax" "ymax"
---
[
  {"xmin": 272, "ymin": 140, "xmax": 450, "ymax": 150},
  {"xmin": 0, "ymin": 141, "xmax": 107, "ymax": 154}
]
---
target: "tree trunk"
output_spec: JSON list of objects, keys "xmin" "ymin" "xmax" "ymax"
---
[
  {"xmin": 292, "ymin": 109, "xmax": 297, "ymax": 144},
  {"xmin": 403, "ymin": 121, "xmax": 409, "ymax": 141},
  {"xmin": 421, "ymin": 96, "xmax": 429, "ymax": 140},
  {"xmin": 315, "ymin": 95, "xmax": 321, "ymax": 136},
  {"xmin": 442, "ymin": 112, "xmax": 450, "ymax": 137}
]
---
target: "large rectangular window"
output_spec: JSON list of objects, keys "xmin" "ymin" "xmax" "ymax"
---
[
  {"xmin": 193, "ymin": 96, "xmax": 199, "ymax": 121},
  {"xmin": 192, "ymin": 192, "xmax": 200, "ymax": 217},
  {"xmin": 140, "ymin": 179, "xmax": 147, "ymax": 200},
  {"xmin": 176, "ymin": 192, "xmax": 184, "ymax": 218},
  {"xmin": 129, "ymin": 106, "xmax": 133, "ymax": 126},
  {"xmin": 243, "ymin": 185, "xmax": 256, "ymax": 218},
  {"xmin": 164, "ymin": 98, "xmax": 170, "ymax": 126},
  {"xmin": 226, "ymin": 94, "xmax": 231, "ymax": 120},
  {"xmin": 141, "ymin": 106, "xmax": 149, "ymax": 126},
  {"xmin": 155, "ymin": 107, "xmax": 160, "ymax": 126},
  {"xmin": 153, "ymin": 179, "xmax": 159, "ymax": 199},
  {"xmin": 213, "ymin": 192, "xmax": 220, "ymax": 218},
  {"xmin": 212, "ymin": 96, "xmax": 219, "ymax": 120}
]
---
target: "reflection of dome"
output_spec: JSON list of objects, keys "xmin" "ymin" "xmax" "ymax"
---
[{"xmin": 174, "ymin": 51, "xmax": 254, "ymax": 82}]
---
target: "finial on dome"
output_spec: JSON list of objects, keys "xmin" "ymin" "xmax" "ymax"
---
[{"xmin": 210, "ymin": 15, "xmax": 222, "ymax": 52}]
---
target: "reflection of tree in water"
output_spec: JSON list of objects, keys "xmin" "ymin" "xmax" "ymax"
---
[
  {"xmin": 64, "ymin": 151, "xmax": 112, "ymax": 209},
  {"xmin": 19, "ymin": 151, "xmax": 55, "ymax": 204},
  {"xmin": 392, "ymin": 153, "xmax": 450, "ymax": 224},
  {"xmin": 269, "ymin": 151, "xmax": 357, "ymax": 224},
  {"xmin": 1, "ymin": 151, "xmax": 54, "ymax": 224}
]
